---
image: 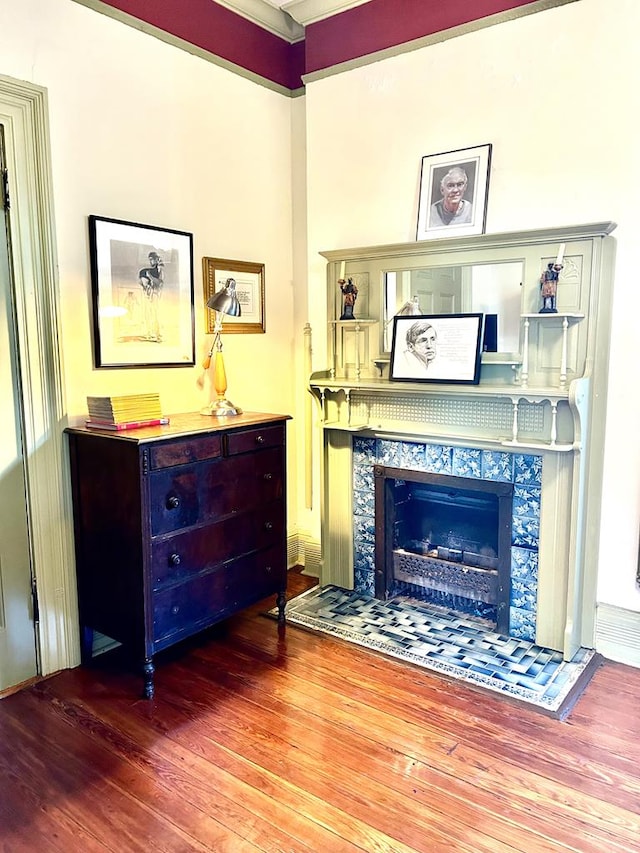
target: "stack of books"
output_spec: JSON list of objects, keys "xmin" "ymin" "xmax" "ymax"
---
[{"xmin": 86, "ymin": 393, "xmax": 169, "ymax": 431}]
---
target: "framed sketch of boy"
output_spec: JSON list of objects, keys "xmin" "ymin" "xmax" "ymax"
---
[
  {"xmin": 416, "ymin": 144, "xmax": 492, "ymax": 241},
  {"xmin": 389, "ymin": 314, "xmax": 484, "ymax": 385},
  {"xmin": 89, "ymin": 215, "xmax": 195, "ymax": 368}
]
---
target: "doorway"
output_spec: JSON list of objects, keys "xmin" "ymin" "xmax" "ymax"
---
[
  {"xmin": 0, "ymin": 126, "xmax": 38, "ymax": 692},
  {"xmin": 0, "ymin": 74, "xmax": 79, "ymax": 690}
]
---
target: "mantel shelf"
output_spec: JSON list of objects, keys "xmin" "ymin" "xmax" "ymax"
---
[
  {"xmin": 330, "ymin": 318, "xmax": 378, "ymax": 326},
  {"xmin": 521, "ymin": 312, "xmax": 585, "ymax": 320},
  {"xmin": 309, "ymin": 372, "xmax": 588, "ymax": 453},
  {"xmin": 317, "ymin": 424, "xmax": 577, "ymax": 454},
  {"xmin": 501, "ymin": 439, "xmax": 576, "ymax": 452},
  {"xmin": 481, "ymin": 353, "xmax": 522, "ymax": 365},
  {"xmin": 320, "ymin": 420, "xmax": 370, "ymax": 431},
  {"xmin": 310, "ymin": 372, "xmax": 573, "ymax": 402}
]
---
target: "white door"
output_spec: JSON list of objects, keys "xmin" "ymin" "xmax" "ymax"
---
[
  {"xmin": 410, "ymin": 267, "xmax": 462, "ymax": 314},
  {"xmin": 0, "ymin": 128, "xmax": 38, "ymax": 693}
]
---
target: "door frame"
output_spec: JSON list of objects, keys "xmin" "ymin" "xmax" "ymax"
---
[{"xmin": 0, "ymin": 74, "xmax": 79, "ymax": 678}]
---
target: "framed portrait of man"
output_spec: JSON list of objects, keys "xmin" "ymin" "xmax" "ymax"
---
[
  {"xmin": 416, "ymin": 144, "xmax": 492, "ymax": 241},
  {"xmin": 389, "ymin": 313, "xmax": 484, "ymax": 385}
]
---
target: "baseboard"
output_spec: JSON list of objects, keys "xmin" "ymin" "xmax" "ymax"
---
[
  {"xmin": 288, "ymin": 530, "xmax": 321, "ymax": 578},
  {"xmin": 595, "ymin": 603, "xmax": 640, "ymax": 668}
]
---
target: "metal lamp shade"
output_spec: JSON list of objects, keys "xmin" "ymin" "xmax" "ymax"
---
[{"xmin": 206, "ymin": 278, "xmax": 241, "ymax": 317}]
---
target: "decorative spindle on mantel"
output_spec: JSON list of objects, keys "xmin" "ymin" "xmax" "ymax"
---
[
  {"xmin": 521, "ymin": 317, "xmax": 531, "ymax": 387},
  {"xmin": 330, "ymin": 322, "xmax": 337, "ymax": 379},
  {"xmin": 559, "ymin": 316, "xmax": 570, "ymax": 388},
  {"xmin": 510, "ymin": 398, "xmax": 519, "ymax": 443},
  {"xmin": 502, "ymin": 392, "xmax": 574, "ymax": 452},
  {"xmin": 550, "ymin": 401, "xmax": 559, "ymax": 446},
  {"xmin": 353, "ymin": 324, "xmax": 362, "ymax": 379}
]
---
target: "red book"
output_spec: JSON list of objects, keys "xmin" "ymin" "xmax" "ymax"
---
[{"xmin": 85, "ymin": 417, "xmax": 170, "ymax": 431}]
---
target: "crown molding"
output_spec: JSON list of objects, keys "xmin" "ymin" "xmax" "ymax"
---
[
  {"xmin": 221, "ymin": 0, "xmax": 370, "ymax": 32},
  {"xmin": 216, "ymin": 0, "xmax": 305, "ymax": 40},
  {"xmin": 281, "ymin": 0, "xmax": 370, "ymax": 25}
]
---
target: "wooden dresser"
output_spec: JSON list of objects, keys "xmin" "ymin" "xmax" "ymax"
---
[{"xmin": 66, "ymin": 411, "xmax": 289, "ymax": 698}]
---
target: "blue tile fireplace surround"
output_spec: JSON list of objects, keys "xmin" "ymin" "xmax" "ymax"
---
[{"xmin": 352, "ymin": 436, "xmax": 541, "ymax": 643}]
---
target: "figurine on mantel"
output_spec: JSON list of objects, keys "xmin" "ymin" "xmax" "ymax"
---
[
  {"xmin": 339, "ymin": 277, "xmax": 358, "ymax": 319},
  {"xmin": 539, "ymin": 243, "xmax": 565, "ymax": 313},
  {"xmin": 337, "ymin": 260, "xmax": 358, "ymax": 320}
]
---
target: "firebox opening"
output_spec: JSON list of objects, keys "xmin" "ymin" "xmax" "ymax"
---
[
  {"xmin": 395, "ymin": 483, "xmax": 500, "ymax": 570},
  {"xmin": 374, "ymin": 466, "xmax": 513, "ymax": 633}
]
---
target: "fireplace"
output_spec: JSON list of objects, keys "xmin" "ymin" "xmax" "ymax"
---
[
  {"xmin": 351, "ymin": 436, "xmax": 541, "ymax": 643},
  {"xmin": 310, "ymin": 224, "xmax": 616, "ymax": 658},
  {"xmin": 374, "ymin": 466, "xmax": 514, "ymax": 633}
]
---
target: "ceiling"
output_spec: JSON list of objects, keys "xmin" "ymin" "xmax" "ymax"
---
[
  {"xmin": 267, "ymin": 0, "xmax": 370, "ymax": 25},
  {"xmin": 220, "ymin": 0, "xmax": 371, "ymax": 40}
]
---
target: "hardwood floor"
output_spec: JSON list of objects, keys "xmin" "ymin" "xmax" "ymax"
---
[{"xmin": 1, "ymin": 568, "xmax": 639, "ymax": 852}]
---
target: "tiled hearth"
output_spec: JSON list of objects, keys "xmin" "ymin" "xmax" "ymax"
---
[
  {"xmin": 279, "ymin": 585, "xmax": 599, "ymax": 717},
  {"xmin": 352, "ymin": 436, "xmax": 541, "ymax": 642}
]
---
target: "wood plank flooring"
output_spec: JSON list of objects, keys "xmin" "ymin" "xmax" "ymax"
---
[{"xmin": 1, "ymin": 568, "xmax": 639, "ymax": 852}]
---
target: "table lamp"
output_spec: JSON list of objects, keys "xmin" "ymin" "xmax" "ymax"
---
[{"xmin": 201, "ymin": 278, "xmax": 242, "ymax": 416}]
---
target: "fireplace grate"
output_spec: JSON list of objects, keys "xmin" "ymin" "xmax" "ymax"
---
[{"xmin": 393, "ymin": 550, "xmax": 498, "ymax": 604}]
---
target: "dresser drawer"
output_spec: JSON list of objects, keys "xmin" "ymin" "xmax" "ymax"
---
[
  {"xmin": 148, "ymin": 434, "xmax": 223, "ymax": 470},
  {"xmin": 153, "ymin": 545, "xmax": 284, "ymax": 647},
  {"xmin": 226, "ymin": 424, "xmax": 284, "ymax": 456},
  {"xmin": 151, "ymin": 500, "xmax": 285, "ymax": 587},
  {"xmin": 149, "ymin": 447, "xmax": 284, "ymax": 536}
]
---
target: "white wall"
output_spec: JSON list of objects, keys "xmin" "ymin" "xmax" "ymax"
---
[
  {"xmin": 2, "ymin": 0, "xmax": 299, "ymax": 517},
  {"xmin": 302, "ymin": 0, "xmax": 640, "ymax": 617}
]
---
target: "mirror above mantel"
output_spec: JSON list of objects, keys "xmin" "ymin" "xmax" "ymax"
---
[
  {"xmin": 320, "ymin": 222, "xmax": 616, "ymax": 387},
  {"xmin": 382, "ymin": 260, "xmax": 523, "ymax": 354}
]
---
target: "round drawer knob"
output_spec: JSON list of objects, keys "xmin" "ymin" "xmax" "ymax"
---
[
  {"xmin": 264, "ymin": 521, "xmax": 273, "ymax": 530},
  {"xmin": 265, "ymin": 565, "xmax": 272, "ymax": 573},
  {"xmin": 169, "ymin": 553, "xmax": 181, "ymax": 567},
  {"xmin": 166, "ymin": 495, "xmax": 180, "ymax": 510},
  {"xmin": 171, "ymin": 605, "xmax": 180, "ymax": 615},
  {"xmin": 263, "ymin": 472, "xmax": 273, "ymax": 481},
  {"xmin": 256, "ymin": 434, "xmax": 265, "ymax": 444}
]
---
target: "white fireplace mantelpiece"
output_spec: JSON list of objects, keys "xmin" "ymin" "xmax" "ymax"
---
[{"xmin": 310, "ymin": 223, "xmax": 617, "ymax": 660}]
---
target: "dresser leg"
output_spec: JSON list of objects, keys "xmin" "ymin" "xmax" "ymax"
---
[
  {"xmin": 142, "ymin": 657, "xmax": 155, "ymax": 699},
  {"xmin": 276, "ymin": 590, "xmax": 286, "ymax": 625}
]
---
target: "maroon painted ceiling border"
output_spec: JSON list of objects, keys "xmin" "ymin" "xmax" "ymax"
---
[
  {"xmin": 304, "ymin": 0, "xmax": 541, "ymax": 74},
  {"xmin": 96, "ymin": 0, "xmax": 303, "ymax": 91},
  {"xmin": 93, "ymin": 0, "xmax": 545, "ymax": 91}
]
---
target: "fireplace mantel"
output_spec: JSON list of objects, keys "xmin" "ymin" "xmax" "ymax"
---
[
  {"xmin": 308, "ymin": 223, "xmax": 617, "ymax": 659},
  {"xmin": 309, "ymin": 373, "xmax": 588, "ymax": 453}
]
